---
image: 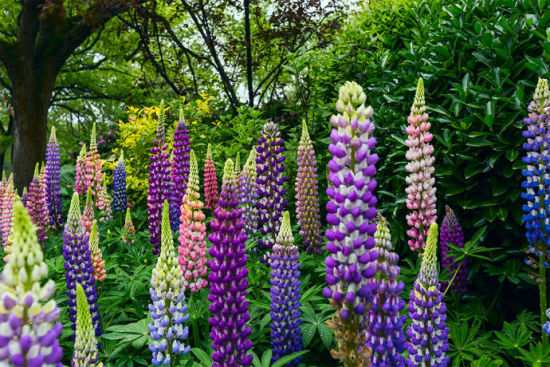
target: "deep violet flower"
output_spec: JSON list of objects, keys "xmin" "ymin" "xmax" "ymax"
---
[
  {"xmin": 45, "ymin": 126, "xmax": 62, "ymax": 227},
  {"xmin": 170, "ymin": 111, "xmax": 191, "ymax": 229},
  {"xmin": 208, "ymin": 159, "xmax": 253, "ymax": 367},
  {"xmin": 439, "ymin": 206, "xmax": 468, "ymax": 293},
  {"xmin": 112, "ymin": 151, "xmax": 128, "ymax": 214},
  {"xmin": 240, "ymin": 148, "xmax": 258, "ymax": 236},
  {"xmin": 72, "ymin": 283, "xmax": 102, "ymax": 367},
  {"xmin": 204, "ymin": 144, "xmax": 219, "ymax": 211}
]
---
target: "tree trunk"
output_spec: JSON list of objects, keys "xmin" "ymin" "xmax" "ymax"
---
[{"xmin": 244, "ymin": 0, "xmax": 253, "ymax": 106}]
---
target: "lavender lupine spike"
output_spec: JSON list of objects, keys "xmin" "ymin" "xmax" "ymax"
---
[
  {"xmin": 270, "ymin": 211, "xmax": 302, "ymax": 366},
  {"xmin": 256, "ymin": 121, "xmax": 288, "ymax": 253},
  {"xmin": 122, "ymin": 208, "xmax": 136, "ymax": 244},
  {"xmin": 112, "ymin": 151, "xmax": 127, "ymax": 214},
  {"xmin": 323, "ymin": 81, "xmax": 378, "ymax": 367},
  {"xmin": 204, "ymin": 144, "xmax": 219, "ymax": 211},
  {"xmin": 407, "ymin": 223, "xmax": 449, "ymax": 367},
  {"xmin": 439, "ymin": 206, "xmax": 467, "ymax": 293},
  {"xmin": 365, "ymin": 216, "xmax": 406, "ymax": 367},
  {"xmin": 170, "ymin": 110, "xmax": 191, "ymax": 229},
  {"xmin": 178, "ymin": 150, "xmax": 208, "ymax": 293},
  {"xmin": 25, "ymin": 164, "xmax": 49, "ymax": 243},
  {"xmin": 73, "ymin": 284, "xmax": 102, "ymax": 367},
  {"xmin": 295, "ymin": 120, "xmax": 322, "ymax": 253},
  {"xmin": 63, "ymin": 193, "xmax": 101, "ymax": 337},
  {"xmin": 149, "ymin": 201, "xmax": 190, "ymax": 366},
  {"xmin": 0, "ymin": 175, "xmax": 15, "ymax": 248},
  {"xmin": 240, "ymin": 148, "xmax": 258, "ymax": 235},
  {"xmin": 75, "ymin": 145, "xmax": 87, "ymax": 196},
  {"xmin": 45, "ymin": 126, "xmax": 62, "ymax": 227},
  {"xmin": 405, "ymin": 78, "xmax": 437, "ymax": 251},
  {"xmin": 0, "ymin": 199, "xmax": 64, "ymax": 366},
  {"xmin": 208, "ymin": 160, "xmax": 253, "ymax": 367},
  {"xmin": 148, "ymin": 104, "xmax": 171, "ymax": 255}
]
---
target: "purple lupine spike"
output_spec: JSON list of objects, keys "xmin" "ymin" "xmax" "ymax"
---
[
  {"xmin": 295, "ymin": 120, "xmax": 322, "ymax": 253},
  {"xmin": 0, "ymin": 199, "xmax": 63, "ymax": 366},
  {"xmin": 170, "ymin": 110, "xmax": 191, "ymax": 229},
  {"xmin": 208, "ymin": 159, "xmax": 253, "ymax": 367},
  {"xmin": 439, "ymin": 206, "xmax": 468, "ymax": 293},
  {"xmin": 256, "ymin": 121, "xmax": 287, "ymax": 253},
  {"xmin": 240, "ymin": 148, "xmax": 258, "ymax": 235},
  {"xmin": 148, "ymin": 103, "xmax": 171, "ymax": 255},
  {"xmin": 112, "ymin": 151, "xmax": 127, "ymax": 214},
  {"xmin": 45, "ymin": 126, "xmax": 62, "ymax": 227},
  {"xmin": 204, "ymin": 144, "xmax": 219, "ymax": 211},
  {"xmin": 63, "ymin": 192, "xmax": 101, "ymax": 337},
  {"xmin": 25, "ymin": 164, "xmax": 48, "ymax": 243},
  {"xmin": 323, "ymin": 81, "xmax": 378, "ymax": 366},
  {"xmin": 270, "ymin": 211, "xmax": 302, "ymax": 366},
  {"xmin": 407, "ymin": 223, "xmax": 449, "ymax": 367},
  {"xmin": 366, "ymin": 216, "xmax": 406, "ymax": 367}
]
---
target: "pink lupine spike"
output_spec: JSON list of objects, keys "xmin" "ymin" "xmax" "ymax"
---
[
  {"xmin": 81, "ymin": 188, "xmax": 95, "ymax": 234},
  {"xmin": 24, "ymin": 164, "xmax": 48, "ymax": 243},
  {"xmin": 75, "ymin": 144, "xmax": 87, "ymax": 196},
  {"xmin": 203, "ymin": 144, "xmax": 219, "ymax": 211},
  {"xmin": 84, "ymin": 123, "xmax": 105, "ymax": 206}
]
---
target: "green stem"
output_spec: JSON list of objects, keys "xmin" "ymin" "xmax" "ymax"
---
[
  {"xmin": 539, "ymin": 252, "xmax": 548, "ymax": 343},
  {"xmin": 443, "ymin": 263, "xmax": 463, "ymax": 297}
]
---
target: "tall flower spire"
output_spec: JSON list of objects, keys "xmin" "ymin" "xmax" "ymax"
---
[
  {"xmin": 204, "ymin": 144, "xmax": 219, "ymax": 211},
  {"xmin": 240, "ymin": 148, "xmax": 258, "ymax": 235},
  {"xmin": 63, "ymin": 192, "xmax": 101, "ymax": 337},
  {"xmin": 256, "ymin": 121, "xmax": 287, "ymax": 253},
  {"xmin": 208, "ymin": 160, "xmax": 253, "ymax": 367},
  {"xmin": 89, "ymin": 220, "xmax": 106, "ymax": 282},
  {"xmin": 72, "ymin": 283, "xmax": 102, "ymax": 367},
  {"xmin": 407, "ymin": 223, "xmax": 449, "ymax": 366},
  {"xmin": 0, "ymin": 174, "xmax": 15, "ymax": 248},
  {"xmin": 324, "ymin": 81, "xmax": 378, "ymax": 366},
  {"xmin": 439, "ymin": 206, "xmax": 468, "ymax": 293},
  {"xmin": 75, "ymin": 144, "xmax": 87, "ymax": 196},
  {"xmin": 0, "ymin": 199, "xmax": 63, "ymax": 366},
  {"xmin": 81, "ymin": 187, "xmax": 95, "ymax": 234},
  {"xmin": 112, "ymin": 151, "xmax": 128, "ymax": 214},
  {"xmin": 149, "ymin": 201, "xmax": 190, "ymax": 366},
  {"xmin": 365, "ymin": 216, "xmax": 406, "ymax": 367},
  {"xmin": 295, "ymin": 120, "xmax": 322, "ymax": 253},
  {"xmin": 96, "ymin": 176, "xmax": 112, "ymax": 222},
  {"xmin": 234, "ymin": 152, "xmax": 241, "ymax": 175},
  {"xmin": 178, "ymin": 150, "xmax": 208, "ymax": 292},
  {"xmin": 45, "ymin": 126, "xmax": 62, "ymax": 227},
  {"xmin": 170, "ymin": 109, "xmax": 191, "ymax": 229},
  {"xmin": 85, "ymin": 123, "xmax": 105, "ymax": 203},
  {"xmin": 24, "ymin": 164, "xmax": 49, "ymax": 243},
  {"xmin": 270, "ymin": 211, "xmax": 302, "ymax": 366},
  {"xmin": 405, "ymin": 78, "xmax": 437, "ymax": 251},
  {"xmin": 122, "ymin": 207, "xmax": 136, "ymax": 244},
  {"xmin": 148, "ymin": 103, "xmax": 171, "ymax": 255}
]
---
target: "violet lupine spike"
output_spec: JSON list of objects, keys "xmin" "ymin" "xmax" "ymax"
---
[
  {"xmin": 204, "ymin": 144, "xmax": 219, "ymax": 211},
  {"xmin": 295, "ymin": 120, "xmax": 322, "ymax": 253},
  {"xmin": 0, "ymin": 199, "xmax": 64, "ymax": 366},
  {"xmin": 24, "ymin": 164, "xmax": 49, "ymax": 243},
  {"xmin": 323, "ymin": 81, "xmax": 378, "ymax": 367},
  {"xmin": 75, "ymin": 145, "xmax": 87, "ymax": 196},
  {"xmin": 407, "ymin": 223, "xmax": 449, "ymax": 367},
  {"xmin": 81, "ymin": 188, "xmax": 95, "ymax": 234},
  {"xmin": 148, "ymin": 105, "xmax": 171, "ymax": 255},
  {"xmin": 21, "ymin": 188, "xmax": 28, "ymax": 207},
  {"xmin": 0, "ymin": 175, "xmax": 15, "ymax": 249},
  {"xmin": 170, "ymin": 110, "xmax": 191, "ymax": 230},
  {"xmin": 73, "ymin": 284, "xmax": 102, "ymax": 367},
  {"xmin": 112, "ymin": 151, "xmax": 128, "ymax": 214},
  {"xmin": 178, "ymin": 150, "xmax": 208, "ymax": 293},
  {"xmin": 270, "ymin": 211, "xmax": 302, "ymax": 366},
  {"xmin": 149, "ymin": 201, "xmax": 190, "ymax": 366},
  {"xmin": 240, "ymin": 148, "xmax": 258, "ymax": 236},
  {"xmin": 208, "ymin": 160, "xmax": 253, "ymax": 367},
  {"xmin": 63, "ymin": 192, "xmax": 101, "ymax": 337},
  {"xmin": 439, "ymin": 206, "xmax": 467, "ymax": 293},
  {"xmin": 365, "ymin": 216, "xmax": 406, "ymax": 367},
  {"xmin": 256, "ymin": 121, "xmax": 288, "ymax": 253},
  {"xmin": 45, "ymin": 126, "xmax": 62, "ymax": 227},
  {"xmin": 405, "ymin": 78, "xmax": 437, "ymax": 251}
]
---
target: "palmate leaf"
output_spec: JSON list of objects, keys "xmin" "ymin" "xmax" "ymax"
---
[
  {"xmin": 448, "ymin": 321, "xmax": 493, "ymax": 366},
  {"xmin": 518, "ymin": 343, "xmax": 550, "ymax": 367},
  {"xmin": 191, "ymin": 348, "xmax": 212, "ymax": 367},
  {"xmin": 494, "ymin": 320, "xmax": 532, "ymax": 351}
]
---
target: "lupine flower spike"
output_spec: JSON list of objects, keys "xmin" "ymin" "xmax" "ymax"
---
[
  {"xmin": 85, "ymin": 123, "xmax": 105, "ymax": 204},
  {"xmin": 178, "ymin": 150, "xmax": 208, "ymax": 292},
  {"xmin": 72, "ymin": 284, "xmax": 102, "ymax": 367},
  {"xmin": 208, "ymin": 159, "xmax": 253, "ymax": 367},
  {"xmin": 204, "ymin": 144, "xmax": 219, "ymax": 211},
  {"xmin": 63, "ymin": 193, "xmax": 101, "ymax": 336},
  {"xmin": 89, "ymin": 221, "xmax": 106, "ymax": 282},
  {"xmin": 365, "ymin": 216, "xmax": 406, "ymax": 367},
  {"xmin": 97, "ymin": 176, "xmax": 112, "ymax": 222},
  {"xmin": 0, "ymin": 199, "xmax": 63, "ymax": 366},
  {"xmin": 296, "ymin": 120, "xmax": 322, "ymax": 253},
  {"xmin": 256, "ymin": 121, "xmax": 288, "ymax": 253},
  {"xmin": 75, "ymin": 145, "xmax": 87, "ymax": 196},
  {"xmin": 122, "ymin": 208, "xmax": 136, "ymax": 244},
  {"xmin": 407, "ymin": 223, "xmax": 449, "ymax": 367},
  {"xmin": 21, "ymin": 188, "xmax": 28, "ymax": 207},
  {"xmin": 170, "ymin": 109, "xmax": 191, "ymax": 229},
  {"xmin": 81, "ymin": 188, "xmax": 95, "ymax": 234},
  {"xmin": 112, "ymin": 151, "xmax": 128, "ymax": 214},
  {"xmin": 439, "ymin": 206, "xmax": 467, "ymax": 293},
  {"xmin": 234, "ymin": 152, "xmax": 241, "ymax": 176},
  {"xmin": 405, "ymin": 78, "xmax": 437, "ymax": 251},
  {"xmin": 324, "ymin": 81, "xmax": 379, "ymax": 367},
  {"xmin": 148, "ymin": 103, "xmax": 171, "ymax": 255},
  {"xmin": 0, "ymin": 175, "xmax": 15, "ymax": 249},
  {"xmin": 24, "ymin": 164, "xmax": 49, "ymax": 243},
  {"xmin": 270, "ymin": 211, "xmax": 302, "ymax": 366},
  {"xmin": 149, "ymin": 201, "xmax": 190, "ymax": 366},
  {"xmin": 45, "ymin": 126, "xmax": 62, "ymax": 227},
  {"xmin": 240, "ymin": 148, "xmax": 258, "ymax": 235}
]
